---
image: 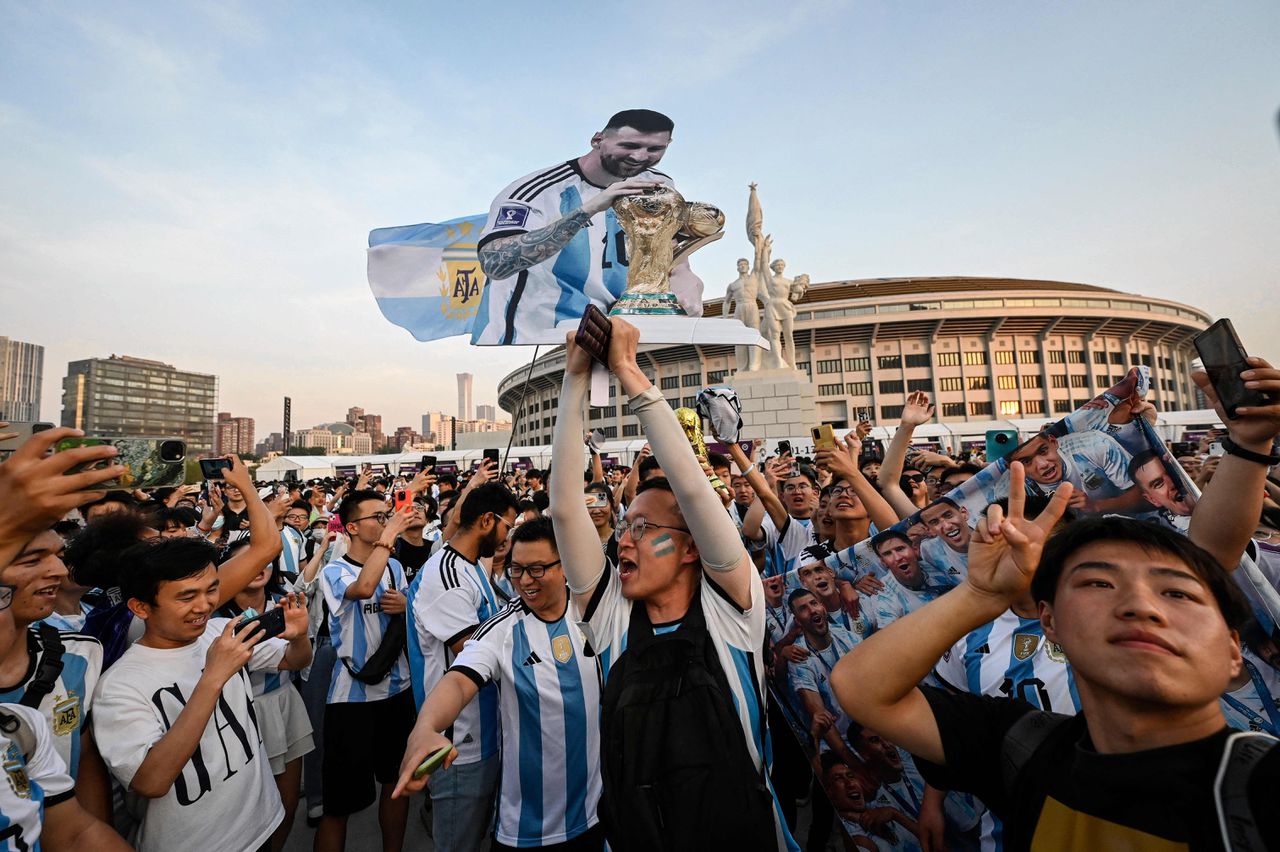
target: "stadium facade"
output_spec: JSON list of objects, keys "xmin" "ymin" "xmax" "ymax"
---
[{"xmin": 497, "ymin": 277, "xmax": 1212, "ymax": 446}]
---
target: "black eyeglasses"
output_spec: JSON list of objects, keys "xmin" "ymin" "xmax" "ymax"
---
[
  {"xmin": 902, "ymin": 474, "xmax": 925, "ymax": 485},
  {"xmin": 0, "ymin": 584, "xmax": 13, "ymax": 612},
  {"xmin": 828, "ymin": 485, "xmax": 856, "ymax": 497},
  {"xmin": 507, "ymin": 560, "xmax": 562, "ymax": 579},
  {"xmin": 351, "ymin": 512, "xmax": 391, "ymax": 525},
  {"xmin": 615, "ymin": 518, "xmax": 689, "ymax": 543}
]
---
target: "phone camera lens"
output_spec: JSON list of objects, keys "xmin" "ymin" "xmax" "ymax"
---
[
  {"xmin": 160, "ymin": 440, "xmax": 186, "ymax": 463},
  {"xmin": 995, "ymin": 433, "xmax": 1011, "ymax": 445}
]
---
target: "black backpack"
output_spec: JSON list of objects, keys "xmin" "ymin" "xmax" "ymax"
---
[{"xmin": 598, "ymin": 587, "xmax": 778, "ymax": 852}]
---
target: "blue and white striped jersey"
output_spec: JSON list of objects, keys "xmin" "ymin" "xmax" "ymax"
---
[
  {"xmin": 279, "ymin": 526, "xmax": 307, "ymax": 578},
  {"xmin": 0, "ymin": 703, "xmax": 74, "ymax": 852},
  {"xmin": 1220, "ymin": 649, "xmax": 1280, "ymax": 736},
  {"xmin": 761, "ymin": 515, "xmax": 818, "ymax": 579},
  {"xmin": 471, "ymin": 161, "xmax": 677, "ymax": 345},
  {"xmin": 789, "ymin": 625, "xmax": 864, "ymax": 744},
  {"xmin": 39, "ymin": 602, "xmax": 92, "ymax": 633},
  {"xmin": 918, "ymin": 536, "xmax": 969, "ymax": 586},
  {"xmin": 321, "ymin": 556, "xmax": 411, "ymax": 704},
  {"xmin": 0, "ymin": 628, "xmax": 101, "ymax": 777},
  {"xmin": 407, "ymin": 544, "xmax": 502, "ymax": 764},
  {"xmin": 451, "ymin": 598, "xmax": 601, "ymax": 847},
  {"xmin": 1031, "ymin": 430, "xmax": 1133, "ymax": 503},
  {"xmin": 580, "ymin": 565, "xmax": 799, "ymax": 851},
  {"xmin": 868, "ymin": 575, "xmax": 952, "ymax": 631},
  {"xmin": 934, "ymin": 611, "xmax": 1080, "ymax": 714}
]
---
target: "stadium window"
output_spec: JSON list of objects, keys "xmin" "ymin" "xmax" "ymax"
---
[
  {"xmin": 994, "ymin": 351, "xmax": 1015, "ymax": 365},
  {"xmin": 941, "ymin": 402, "xmax": 965, "ymax": 417},
  {"xmin": 847, "ymin": 381, "xmax": 872, "ymax": 396},
  {"xmin": 817, "ymin": 359, "xmax": 841, "ymax": 374},
  {"xmin": 907, "ymin": 378, "xmax": 933, "ymax": 393},
  {"xmin": 589, "ymin": 408, "xmax": 602, "ymax": 421},
  {"xmin": 682, "ymin": 373, "xmax": 701, "ymax": 387},
  {"xmin": 682, "ymin": 396, "xmax": 697, "ymax": 408},
  {"xmin": 969, "ymin": 401, "xmax": 993, "ymax": 416},
  {"xmin": 603, "ymin": 426, "xmax": 617, "ymax": 438},
  {"xmin": 879, "ymin": 380, "xmax": 905, "ymax": 394},
  {"xmin": 623, "ymin": 424, "xmax": 638, "ymax": 437},
  {"xmin": 1110, "ymin": 352, "xmax": 1124, "ymax": 365},
  {"xmin": 707, "ymin": 370, "xmax": 728, "ymax": 383},
  {"xmin": 1068, "ymin": 351, "xmax": 1085, "ymax": 364},
  {"xmin": 963, "ymin": 351, "xmax": 988, "ymax": 366},
  {"xmin": 1093, "ymin": 351, "xmax": 1108, "ymax": 364},
  {"xmin": 1023, "ymin": 399, "xmax": 1045, "ymax": 414},
  {"xmin": 796, "ymin": 361, "xmax": 811, "ymax": 375},
  {"xmin": 1070, "ymin": 375, "xmax": 1088, "ymax": 388},
  {"xmin": 818, "ymin": 383, "xmax": 844, "ymax": 396},
  {"xmin": 939, "ymin": 377, "xmax": 963, "ymax": 392},
  {"xmin": 967, "ymin": 376, "xmax": 989, "ymax": 390},
  {"xmin": 905, "ymin": 354, "xmax": 931, "ymax": 368},
  {"xmin": 1021, "ymin": 375, "xmax": 1041, "ymax": 389},
  {"xmin": 1048, "ymin": 351, "xmax": 1065, "ymax": 364},
  {"xmin": 1051, "ymin": 375, "xmax": 1068, "ymax": 388},
  {"xmin": 935, "ymin": 352, "xmax": 960, "ymax": 367},
  {"xmin": 1053, "ymin": 400, "xmax": 1072, "ymax": 413},
  {"xmin": 999, "ymin": 401, "xmax": 1021, "ymax": 417},
  {"xmin": 667, "ymin": 398, "xmax": 679, "ymax": 409},
  {"xmin": 880, "ymin": 405, "xmax": 904, "ymax": 420},
  {"xmin": 997, "ymin": 375, "xmax": 1018, "ymax": 390},
  {"xmin": 1018, "ymin": 350, "xmax": 1041, "ymax": 364},
  {"xmin": 844, "ymin": 356, "xmax": 870, "ymax": 371},
  {"xmin": 660, "ymin": 376, "xmax": 679, "ymax": 390},
  {"xmin": 620, "ymin": 403, "xmax": 631, "ymax": 416},
  {"xmin": 877, "ymin": 355, "xmax": 902, "ymax": 370}
]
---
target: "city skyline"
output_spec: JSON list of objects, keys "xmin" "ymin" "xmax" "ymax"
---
[{"xmin": 2, "ymin": 3, "xmax": 1277, "ymax": 432}]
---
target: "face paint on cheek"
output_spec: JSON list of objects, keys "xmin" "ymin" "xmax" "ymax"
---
[{"xmin": 650, "ymin": 532, "xmax": 676, "ymax": 558}]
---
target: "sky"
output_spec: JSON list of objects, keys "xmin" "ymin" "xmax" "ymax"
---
[{"xmin": 2, "ymin": 1, "xmax": 1278, "ymax": 438}]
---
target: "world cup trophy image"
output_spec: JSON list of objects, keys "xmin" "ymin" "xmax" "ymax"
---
[
  {"xmin": 675, "ymin": 407, "xmax": 731, "ymax": 502},
  {"xmin": 610, "ymin": 186, "xmax": 725, "ymax": 316}
]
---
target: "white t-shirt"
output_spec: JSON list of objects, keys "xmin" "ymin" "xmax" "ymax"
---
[
  {"xmin": 0, "ymin": 703, "xmax": 75, "ymax": 852},
  {"xmin": 92, "ymin": 619, "xmax": 286, "ymax": 852},
  {"xmin": 321, "ymin": 555, "xmax": 412, "ymax": 704},
  {"xmin": 471, "ymin": 160, "xmax": 678, "ymax": 345},
  {"xmin": 451, "ymin": 598, "xmax": 601, "ymax": 847}
]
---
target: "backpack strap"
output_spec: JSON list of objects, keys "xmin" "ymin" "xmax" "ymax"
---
[
  {"xmin": 1214, "ymin": 731, "xmax": 1278, "ymax": 852},
  {"xmin": 1000, "ymin": 710, "xmax": 1071, "ymax": 800},
  {"xmin": 0, "ymin": 709, "xmax": 37, "ymax": 763},
  {"xmin": 20, "ymin": 624, "xmax": 65, "ymax": 710}
]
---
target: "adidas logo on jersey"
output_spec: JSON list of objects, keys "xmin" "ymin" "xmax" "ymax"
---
[
  {"xmin": 974, "ymin": 643, "xmax": 990, "ymax": 655},
  {"xmin": 522, "ymin": 651, "xmax": 543, "ymax": 667}
]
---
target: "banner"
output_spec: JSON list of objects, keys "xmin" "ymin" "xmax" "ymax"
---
[{"xmin": 366, "ymin": 215, "xmax": 488, "ymax": 342}]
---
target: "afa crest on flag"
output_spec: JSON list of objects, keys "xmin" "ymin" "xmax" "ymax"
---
[{"xmin": 366, "ymin": 214, "xmax": 488, "ymax": 342}]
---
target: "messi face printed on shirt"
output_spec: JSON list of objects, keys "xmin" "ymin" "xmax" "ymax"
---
[
  {"xmin": 873, "ymin": 532, "xmax": 924, "ymax": 588},
  {"xmin": 919, "ymin": 499, "xmax": 972, "ymax": 554},
  {"xmin": 797, "ymin": 560, "xmax": 839, "ymax": 604}
]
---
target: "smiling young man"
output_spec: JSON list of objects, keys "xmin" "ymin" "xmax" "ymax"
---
[
  {"xmin": 396, "ymin": 517, "xmax": 604, "ymax": 851},
  {"xmin": 785, "ymin": 588, "xmax": 863, "ymax": 766},
  {"xmin": 917, "ymin": 497, "xmax": 973, "ymax": 583},
  {"xmin": 832, "ymin": 463, "xmax": 1280, "ymax": 851},
  {"xmin": 91, "ymin": 537, "xmax": 311, "ymax": 852}
]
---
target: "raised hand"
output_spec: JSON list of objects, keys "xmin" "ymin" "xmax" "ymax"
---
[
  {"xmin": 967, "ymin": 462, "xmax": 1073, "ymax": 602},
  {"xmin": 1192, "ymin": 356, "xmax": 1280, "ymax": 449},
  {"xmin": 0, "ymin": 427, "xmax": 123, "ymax": 539},
  {"xmin": 563, "ymin": 329, "xmax": 594, "ymax": 377},
  {"xmin": 580, "ymin": 177, "xmax": 663, "ymax": 217},
  {"xmin": 279, "ymin": 592, "xmax": 310, "ymax": 640},
  {"xmin": 900, "ymin": 391, "xmax": 935, "ymax": 427}
]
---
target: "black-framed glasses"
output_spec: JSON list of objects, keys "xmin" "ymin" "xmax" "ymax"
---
[
  {"xmin": 614, "ymin": 517, "xmax": 689, "ymax": 543},
  {"xmin": 284, "ymin": 513, "xmax": 310, "ymax": 522},
  {"xmin": 0, "ymin": 584, "xmax": 13, "ymax": 612},
  {"xmin": 902, "ymin": 474, "xmax": 925, "ymax": 485},
  {"xmin": 351, "ymin": 512, "xmax": 391, "ymax": 525},
  {"xmin": 781, "ymin": 482, "xmax": 813, "ymax": 493},
  {"xmin": 507, "ymin": 560, "xmax": 561, "ymax": 579},
  {"xmin": 828, "ymin": 485, "xmax": 856, "ymax": 497}
]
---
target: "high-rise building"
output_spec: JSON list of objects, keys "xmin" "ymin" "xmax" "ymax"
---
[
  {"xmin": 61, "ymin": 355, "xmax": 218, "ymax": 455},
  {"xmin": 421, "ymin": 412, "xmax": 455, "ymax": 448},
  {"xmin": 360, "ymin": 414, "xmax": 384, "ymax": 450},
  {"xmin": 457, "ymin": 373, "xmax": 474, "ymax": 422},
  {"xmin": 0, "ymin": 336, "xmax": 44, "ymax": 421},
  {"xmin": 393, "ymin": 426, "xmax": 420, "ymax": 449},
  {"xmin": 346, "ymin": 406, "xmax": 365, "ymax": 426},
  {"xmin": 215, "ymin": 412, "xmax": 256, "ymax": 456},
  {"xmin": 476, "ymin": 403, "xmax": 496, "ymax": 422}
]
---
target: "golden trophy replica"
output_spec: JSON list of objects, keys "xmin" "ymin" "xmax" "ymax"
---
[
  {"xmin": 610, "ymin": 186, "xmax": 725, "ymax": 316},
  {"xmin": 675, "ymin": 407, "xmax": 731, "ymax": 502}
]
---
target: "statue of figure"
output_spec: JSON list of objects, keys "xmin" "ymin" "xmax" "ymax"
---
[
  {"xmin": 724, "ymin": 258, "xmax": 762, "ymax": 372},
  {"xmin": 760, "ymin": 256, "xmax": 797, "ymax": 369},
  {"xmin": 781, "ymin": 274, "xmax": 809, "ymax": 369}
]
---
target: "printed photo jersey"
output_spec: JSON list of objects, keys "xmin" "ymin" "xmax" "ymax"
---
[
  {"xmin": 92, "ymin": 619, "xmax": 287, "ymax": 852},
  {"xmin": 321, "ymin": 555, "xmax": 412, "ymax": 704},
  {"xmin": 471, "ymin": 160, "xmax": 674, "ymax": 345},
  {"xmin": 0, "ymin": 627, "xmax": 102, "ymax": 777},
  {"xmin": 0, "ymin": 703, "xmax": 75, "ymax": 852},
  {"xmin": 406, "ymin": 543, "xmax": 502, "ymax": 764},
  {"xmin": 761, "ymin": 514, "xmax": 817, "ymax": 580},
  {"xmin": 451, "ymin": 597, "xmax": 602, "ymax": 847}
]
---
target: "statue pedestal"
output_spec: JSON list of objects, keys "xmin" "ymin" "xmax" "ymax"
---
[{"xmin": 729, "ymin": 368, "xmax": 818, "ymax": 440}]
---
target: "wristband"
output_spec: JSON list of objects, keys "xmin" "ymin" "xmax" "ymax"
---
[
  {"xmin": 373, "ymin": 539, "xmax": 395, "ymax": 551},
  {"xmin": 1222, "ymin": 437, "xmax": 1280, "ymax": 467}
]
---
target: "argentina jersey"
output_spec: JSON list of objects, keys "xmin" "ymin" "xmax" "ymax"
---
[
  {"xmin": 918, "ymin": 536, "xmax": 968, "ymax": 586},
  {"xmin": 869, "ymin": 574, "xmax": 951, "ymax": 631},
  {"xmin": 321, "ymin": 556, "xmax": 411, "ymax": 704},
  {"xmin": 935, "ymin": 610, "xmax": 1080, "ymax": 714},
  {"xmin": 1036, "ymin": 431, "xmax": 1133, "ymax": 503},
  {"xmin": 472, "ymin": 160, "xmax": 675, "ymax": 345},
  {"xmin": 789, "ymin": 625, "xmax": 864, "ymax": 744},
  {"xmin": 407, "ymin": 544, "xmax": 502, "ymax": 764},
  {"xmin": 451, "ymin": 598, "xmax": 601, "ymax": 848},
  {"xmin": 0, "ymin": 703, "xmax": 75, "ymax": 852},
  {"xmin": 1220, "ymin": 648, "xmax": 1280, "ymax": 736},
  {"xmin": 761, "ymin": 515, "xmax": 817, "ymax": 579},
  {"xmin": 0, "ymin": 629, "xmax": 102, "ymax": 777}
]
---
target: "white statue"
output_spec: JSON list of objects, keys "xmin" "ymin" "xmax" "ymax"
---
[{"xmin": 724, "ymin": 257, "xmax": 762, "ymax": 372}]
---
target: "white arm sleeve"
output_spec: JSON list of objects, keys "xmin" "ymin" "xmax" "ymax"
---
[
  {"xmin": 629, "ymin": 386, "xmax": 746, "ymax": 573},
  {"xmin": 549, "ymin": 369, "xmax": 607, "ymax": 594}
]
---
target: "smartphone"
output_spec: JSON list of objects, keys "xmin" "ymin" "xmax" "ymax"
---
[
  {"xmin": 859, "ymin": 438, "xmax": 884, "ymax": 464},
  {"xmin": 233, "ymin": 607, "xmax": 287, "ymax": 642},
  {"xmin": 575, "ymin": 304, "xmax": 612, "ymax": 365},
  {"xmin": 811, "ymin": 424, "xmax": 836, "ymax": 451},
  {"xmin": 199, "ymin": 458, "xmax": 233, "ymax": 480},
  {"xmin": 986, "ymin": 429, "xmax": 1020, "ymax": 463},
  {"xmin": 1208, "ymin": 441, "xmax": 1225, "ymax": 457},
  {"xmin": 55, "ymin": 437, "xmax": 187, "ymax": 490},
  {"xmin": 0, "ymin": 421, "xmax": 54, "ymax": 452},
  {"xmin": 1194, "ymin": 318, "xmax": 1271, "ymax": 419},
  {"xmin": 586, "ymin": 491, "xmax": 609, "ymax": 509},
  {"xmin": 777, "ymin": 440, "xmax": 792, "ymax": 457},
  {"xmin": 412, "ymin": 743, "xmax": 454, "ymax": 780},
  {"xmin": 483, "ymin": 448, "xmax": 500, "ymax": 468},
  {"xmin": 420, "ymin": 455, "xmax": 437, "ymax": 471},
  {"xmin": 393, "ymin": 489, "xmax": 413, "ymax": 512}
]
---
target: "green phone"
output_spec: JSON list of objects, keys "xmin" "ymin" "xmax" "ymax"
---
[
  {"xmin": 55, "ymin": 437, "xmax": 187, "ymax": 490},
  {"xmin": 412, "ymin": 743, "xmax": 454, "ymax": 779}
]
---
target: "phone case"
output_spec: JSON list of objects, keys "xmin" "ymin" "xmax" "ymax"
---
[
  {"xmin": 575, "ymin": 305, "xmax": 613, "ymax": 365},
  {"xmin": 235, "ymin": 607, "xmax": 287, "ymax": 642},
  {"xmin": 56, "ymin": 437, "xmax": 187, "ymax": 490}
]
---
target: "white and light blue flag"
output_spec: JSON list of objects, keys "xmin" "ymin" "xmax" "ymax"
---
[{"xmin": 366, "ymin": 215, "xmax": 487, "ymax": 342}]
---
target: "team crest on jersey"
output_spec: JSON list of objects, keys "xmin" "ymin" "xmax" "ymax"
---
[
  {"xmin": 436, "ymin": 256, "xmax": 486, "ymax": 320},
  {"xmin": 1044, "ymin": 641, "xmax": 1068, "ymax": 663},
  {"xmin": 3, "ymin": 743, "xmax": 30, "ymax": 799},
  {"xmin": 1012, "ymin": 633, "xmax": 1041, "ymax": 661},
  {"xmin": 52, "ymin": 693, "xmax": 81, "ymax": 737},
  {"xmin": 494, "ymin": 205, "xmax": 529, "ymax": 228},
  {"xmin": 551, "ymin": 635, "xmax": 574, "ymax": 664}
]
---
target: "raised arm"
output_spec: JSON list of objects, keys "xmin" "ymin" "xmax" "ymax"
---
[
  {"xmin": 549, "ymin": 337, "xmax": 608, "ymax": 613},
  {"xmin": 1189, "ymin": 357, "xmax": 1280, "ymax": 569},
  {"xmin": 213, "ymin": 455, "xmax": 284, "ymax": 607},
  {"xmin": 878, "ymin": 392, "xmax": 935, "ymax": 519},
  {"xmin": 818, "ymin": 435, "xmax": 901, "ymax": 532},
  {"xmin": 609, "ymin": 321, "xmax": 753, "ymax": 607},
  {"xmin": 726, "ymin": 442, "xmax": 789, "ymax": 537}
]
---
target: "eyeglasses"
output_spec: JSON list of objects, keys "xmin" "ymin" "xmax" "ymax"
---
[
  {"xmin": 284, "ymin": 513, "xmax": 309, "ymax": 521},
  {"xmin": 902, "ymin": 474, "xmax": 925, "ymax": 485},
  {"xmin": 351, "ymin": 512, "xmax": 391, "ymax": 525},
  {"xmin": 781, "ymin": 482, "xmax": 813, "ymax": 493},
  {"xmin": 828, "ymin": 485, "xmax": 856, "ymax": 497},
  {"xmin": 615, "ymin": 517, "xmax": 689, "ymax": 543},
  {"xmin": 0, "ymin": 585, "xmax": 13, "ymax": 612},
  {"xmin": 507, "ymin": 560, "xmax": 562, "ymax": 579}
]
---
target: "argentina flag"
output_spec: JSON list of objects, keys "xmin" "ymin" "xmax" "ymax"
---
[{"xmin": 366, "ymin": 214, "xmax": 488, "ymax": 342}]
